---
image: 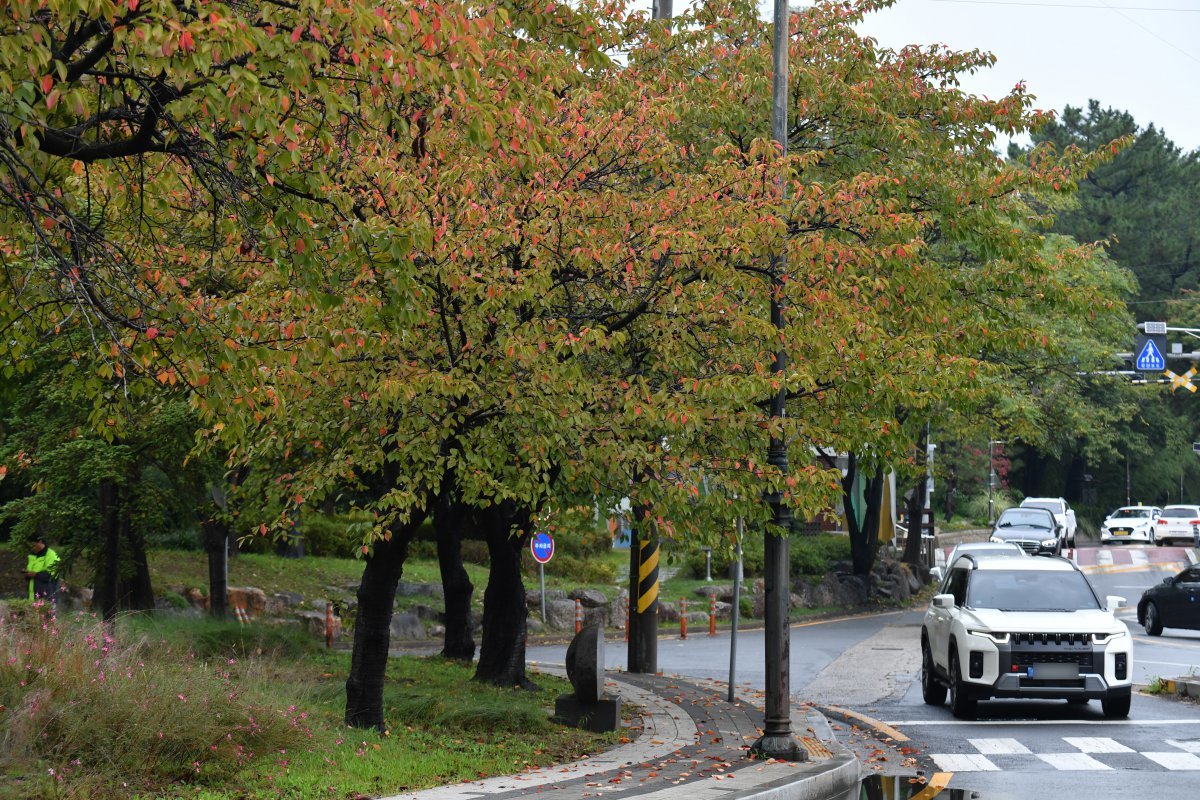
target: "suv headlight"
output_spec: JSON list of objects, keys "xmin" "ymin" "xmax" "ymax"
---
[
  {"xmin": 1093, "ymin": 630, "xmax": 1127, "ymax": 643},
  {"xmin": 967, "ymin": 629, "xmax": 1009, "ymax": 644},
  {"xmin": 1041, "ymin": 538, "xmax": 1058, "ymax": 548}
]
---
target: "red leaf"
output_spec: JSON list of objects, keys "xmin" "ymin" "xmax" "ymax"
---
[
  {"xmin": 40, "ymin": 75, "xmax": 53, "ymax": 93},
  {"xmin": 291, "ymin": 26, "xmax": 304, "ymax": 43},
  {"xmin": 145, "ymin": 327, "xmax": 159, "ymax": 340}
]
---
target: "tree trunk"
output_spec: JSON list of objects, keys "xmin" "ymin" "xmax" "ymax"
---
[
  {"xmin": 475, "ymin": 502, "xmax": 534, "ymax": 688},
  {"xmin": 434, "ymin": 475, "xmax": 475, "ymax": 661},
  {"xmin": 902, "ymin": 473, "xmax": 928, "ymax": 566},
  {"xmin": 202, "ymin": 516, "xmax": 229, "ymax": 620},
  {"xmin": 344, "ymin": 518, "xmax": 420, "ymax": 731},
  {"xmin": 842, "ymin": 456, "xmax": 885, "ymax": 577},
  {"xmin": 97, "ymin": 478, "xmax": 120, "ymax": 620},
  {"xmin": 122, "ymin": 522, "xmax": 155, "ymax": 611}
]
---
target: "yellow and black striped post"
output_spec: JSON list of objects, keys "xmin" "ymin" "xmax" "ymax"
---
[{"xmin": 627, "ymin": 521, "xmax": 659, "ymax": 673}]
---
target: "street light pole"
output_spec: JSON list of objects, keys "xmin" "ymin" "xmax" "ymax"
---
[
  {"xmin": 987, "ymin": 440, "xmax": 1006, "ymax": 525},
  {"xmin": 750, "ymin": 0, "xmax": 803, "ymax": 762}
]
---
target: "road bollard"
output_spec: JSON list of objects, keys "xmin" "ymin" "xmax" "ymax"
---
[
  {"xmin": 325, "ymin": 600, "xmax": 333, "ymax": 648},
  {"xmin": 709, "ymin": 595, "xmax": 717, "ymax": 637},
  {"xmin": 575, "ymin": 598, "xmax": 583, "ymax": 634},
  {"xmin": 680, "ymin": 598, "xmax": 687, "ymax": 639}
]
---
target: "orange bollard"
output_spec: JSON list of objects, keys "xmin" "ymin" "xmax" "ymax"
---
[
  {"xmin": 709, "ymin": 595, "xmax": 717, "ymax": 637},
  {"xmin": 680, "ymin": 598, "xmax": 687, "ymax": 639},
  {"xmin": 325, "ymin": 601, "xmax": 333, "ymax": 648},
  {"xmin": 575, "ymin": 598, "xmax": 583, "ymax": 634}
]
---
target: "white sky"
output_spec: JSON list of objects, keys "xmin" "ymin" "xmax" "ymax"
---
[
  {"xmin": 855, "ymin": 0, "xmax": 1200, "ymax": 153},
  {"xmin": 631, "ymin": 1, "xmax": 1200, "ymax": 152}
]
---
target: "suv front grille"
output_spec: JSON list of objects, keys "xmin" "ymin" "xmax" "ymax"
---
[
  {"xmin": 1011, "ymin": 632, "xmax": 1090, "ymax": 645},
  {"xmin": 1013, "ymin": 651, "xmax": 1092, "ymax": 667}
]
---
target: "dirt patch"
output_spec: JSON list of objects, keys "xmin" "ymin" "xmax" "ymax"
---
[{"xmin": 0, "ymin": 547, "xmax": 29, "ymax": 599}]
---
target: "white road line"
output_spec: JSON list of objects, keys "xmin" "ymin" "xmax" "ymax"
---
[
  {"xmin": 1064, "ymin": 737, "xmax": 1135, "ymax": 753},
  {"xmin": 1167, "ymin": 739, "xmax": 1200, "ymax": 753},
  {"xmin": 969, "ymin": 737, "xmax": 1031, "ymax": 755},
  {"xmin": 1037, "ymin": 752, "xmax": 1112, "ymax": 770},
  {"xmin": 1142, "ymin": 752, "xmax": 1200, "ymax": 770},
  {"xmin": 1132, "ymin": 550, "xmax": 1149, "ymax": 566},
  {"xmin": 930, "ymin": 753, "xmax": 1000, "ymax": 771},
  {"xmin": 1137, "ymin": 659, "xmax": 1200, "ymax": 669},
  {"xmin": 1097, "ymin": 550, "xmax": 1114, "ymax": 566}
]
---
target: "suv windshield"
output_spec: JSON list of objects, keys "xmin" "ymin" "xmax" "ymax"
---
[
  {"xmin": 1023, "ymin": 501, "xmax": 1060, "ymax": 512},
  {"xmin": 966, "ymin": 569, "xmax": 1101, "ymax": 612},
  {"xmin": 995, "ymin": 510, "xmax": 1053, "ymax": 529}
]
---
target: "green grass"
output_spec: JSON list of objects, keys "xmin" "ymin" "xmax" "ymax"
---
[{"xmin": 0, "ymin": 608, "xmax": 617, "ymax": 799}]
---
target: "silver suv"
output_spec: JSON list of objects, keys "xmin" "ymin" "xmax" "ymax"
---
[{"xmin": 921, "ymin": 554, "xmax": 1132, "ymax": 719}]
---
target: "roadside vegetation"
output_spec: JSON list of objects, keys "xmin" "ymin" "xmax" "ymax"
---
[{"xmin": 0, "ymin": 604, "xmax": 611, "ymax": 799}]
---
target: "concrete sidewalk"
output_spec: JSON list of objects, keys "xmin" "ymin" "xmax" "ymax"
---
[{"xmin": 381, "ymin": 668, "xmax": 860, "ymax": 800}]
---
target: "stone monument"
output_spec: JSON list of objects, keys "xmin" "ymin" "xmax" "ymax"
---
[{"xmin": 554, "ymin": 623, "xmax": 619, "ymax": 732}]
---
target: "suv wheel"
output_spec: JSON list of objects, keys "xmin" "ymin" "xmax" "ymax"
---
[
  {"xmin": 1102, "ymin": 693, "xmax": 1131, "ymax": 719},
  {"xmin": 921, "ymin": 640, "xmax": 946, "ymax": 706},
  {"xmin": 948, "ymin": 649, "xmax": 976, "ymax": 719},
  {"xmin": 1144, "ymin": 601, "xmax": 1164, "ymax": 636}
]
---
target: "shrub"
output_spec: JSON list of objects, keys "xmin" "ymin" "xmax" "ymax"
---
[
  {"xmin": 300, "ymin": 512, "xmax": 373, "ymax": 558},
  {"xmin": 677, "ymin": 534, "xmax": 765, "ymax": 580},
  {"xmin": 790, "ymin": 534, "xmax": 853, "ymax": 578},
  {"xmin": 538, "ymin": 553, "xmax": 616, "ymax": 584},
  {"xmin": 0, "ymin": 607, "xmax": 309, "ymax": 797}
]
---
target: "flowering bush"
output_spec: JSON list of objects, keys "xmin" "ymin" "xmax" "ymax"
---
[{"xmin": 0, "ymin": 603, "xmax": 309, "ymax": 797}]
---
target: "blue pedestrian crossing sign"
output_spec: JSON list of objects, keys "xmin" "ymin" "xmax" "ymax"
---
[{"xmin": 1135, "ymin": 336, "xmax": 1166, "ymax": 372}]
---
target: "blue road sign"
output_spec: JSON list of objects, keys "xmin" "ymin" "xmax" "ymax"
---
[
  {"xmin": 1136, "ymin": 337, "xmax": 1166, "ymax": 371},
  {"xmin": 530, "ymin": 532, "xmax": 555, "ymax": 564}
]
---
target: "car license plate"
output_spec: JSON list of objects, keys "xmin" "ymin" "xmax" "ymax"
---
[
  {"xmin": 1027, "ymin": 663, "xmax": 1080, "ymax": 680},
  {"xmin": 1113, "ymin": 529, "xmax": 1129, "ymax": 536}
]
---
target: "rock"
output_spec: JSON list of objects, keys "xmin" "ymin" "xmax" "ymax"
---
[
  {"xmin": 267, "ymin": 592, "xmax": 304, "ymax": 614},
  {"xmin": 546, "ymin": 599, "xmax": 578, "ymax": 630},
  {"xmin": 396, "ymin": 581, "xmax": 443, "ymax": 599},
  {"xmin": 568, "ymin": 588, "xmax": 609, "ymax": 608},
  {"xmin": 527, "ymin": 616, "xmax": 544, "ymax": 634},
  {"xmin": 427, "ymin": 624, "xmax": 446, "ymax": 637},
  {"xmin": 410, "ymin": 603, "xmax": 443, "ymax": 622},
  {"xmin": 296, "ymin": 610, "xmax": 341, "ymax": 640},
  {"xmin": 184, "ymin": 587, "xmax": 206, "ymax": 610},
  {"xmin": 389, "ymin": 611, "xmax": 426, "ymax": 640},
  {"xmin": 694, "ymin": 584, "xmax": 735, "ymax": 602},
  {"xmin": 526, "ymin": 588, "xmax": 568, "ymax": 607},
  {"xmin": 227, "ymin": 586, "xmax": 266, "ymax": 618}
]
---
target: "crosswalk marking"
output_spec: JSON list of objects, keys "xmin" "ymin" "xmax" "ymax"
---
[
  {"xmin": 1036, "ymin": 753, "xmax": 1112, "ymax": 770},
  {"xmin": 1097, "ymin": 550, "xmax": 1113, "ymax": 566},
  {"xmin": 1131, "ymin": 549, "xmax": 1148, "ymax": 566},
  {"xmin": 1142, "ymin": 752, "xmax": 1200, "ymax": 770},
  {"xmin": 1167, "ymin": 739, "xmax": 1200, "ymax": 753},
  {"xmin": 931, "ymin": 754, "xmax": 1000, "ymax": 771},
  {"xmin": 1063, "ymin": 737, "xmax": 1135, "ymax": 753},
  {"xmin": 968, "ymin": 738, "xmax": 1030, "ymax": 755}
]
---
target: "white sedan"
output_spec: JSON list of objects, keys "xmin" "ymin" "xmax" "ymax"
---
[
  {"xmin": 1154, "ymin": 504, "xmax": 1200, "ymax": 546},
  {"xmin": 1100, "ymin": 505, "xmax": 1163, "ymax": 544}
]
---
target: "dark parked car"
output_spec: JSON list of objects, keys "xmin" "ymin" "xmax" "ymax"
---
[
  {"xmin": 1138, "ymin": 566, "xmax": 1200, "ymax": 636},
  {"xmin": 989, "ymin": 507, "xmax": 1061, "ymax": 555}
]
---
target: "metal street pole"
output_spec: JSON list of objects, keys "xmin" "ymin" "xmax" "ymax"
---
[
  {"xmin": 751, "ymin": 1, "xmax": 803, "ymax": 762},
  {"xmin": 727, "ymin": 516, "xmax": 743, "ymax": 704}
]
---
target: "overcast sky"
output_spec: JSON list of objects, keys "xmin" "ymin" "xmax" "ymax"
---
[
  {"xmin": 855, "ymin": 0, "xmax": 1200, "ymax": 153},
  {"xmin": 632, "ymin": 1, "xmax": 1200, "ymax": 153}
]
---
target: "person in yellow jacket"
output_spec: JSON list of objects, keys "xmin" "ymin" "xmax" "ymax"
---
[{"xmin": 24, "ymin": 536, "xmax": 61, "ymax": 603}]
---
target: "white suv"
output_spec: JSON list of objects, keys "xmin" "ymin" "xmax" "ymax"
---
[
  {"xmin": 1019, "ymin": 497, "xmax": 1077, "ymax": 547},
  {"xmin": 921, "ymin": 554, "xmax": 1132, "ymax": 719}
]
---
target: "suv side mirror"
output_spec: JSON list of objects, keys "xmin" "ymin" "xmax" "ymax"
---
[
  {"xmin": 1105, "ymin": 595, "xmax": 1126, "ymax": 613},
  {"xmin": 932, "ymin": 594, "xmax": 955, "ymax": 609},
  {"xmin": 1163, "ymin": 576, "xmax": 1176, "ymax": 586}
]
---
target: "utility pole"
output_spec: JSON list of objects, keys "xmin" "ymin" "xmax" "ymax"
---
[
  {"xmin": 627, "ymin": 0, "xmax": 675, "ymax": 678},
  {"xmin": 751, "ymin": 1, "xmax": 803, "ymax": 762}
]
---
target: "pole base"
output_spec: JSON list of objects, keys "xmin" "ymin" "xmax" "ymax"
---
[{"xmin": 750, "ymin": 733, "xmax": 808, "ymax": 762}]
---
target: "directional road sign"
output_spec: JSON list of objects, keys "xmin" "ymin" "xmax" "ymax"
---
[
  {"xmin": 1135, "ymin": 335, "xmax": 1167, "ymax": 372},
  {"xmin": 530, "ymin": 531, "xmax": 555, "ymax": 564}
]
